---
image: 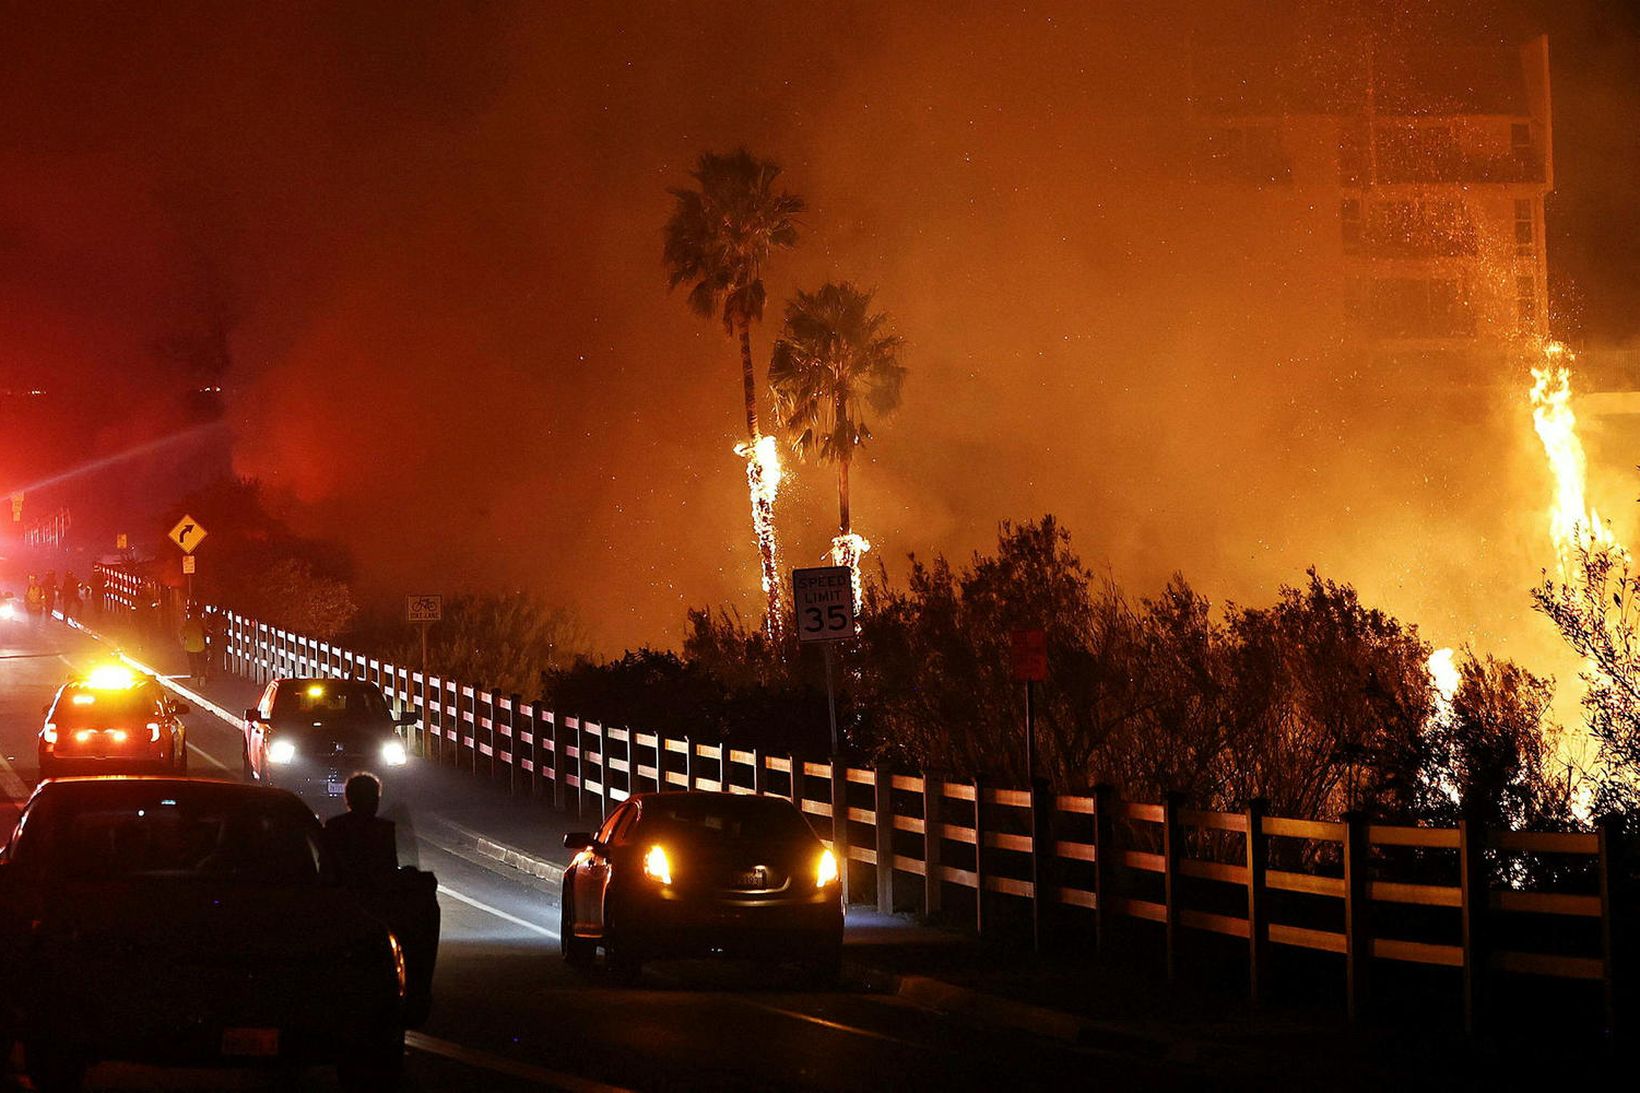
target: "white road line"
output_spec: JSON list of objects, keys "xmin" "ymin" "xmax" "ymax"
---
[
  {"xmin": 730, "ymin": 999, "xmax": 928, "ymax": 1050},
  {"xmin": 437, "ymin": 883, "xmax": 560, "ymax": 939},
  {"xmin": 187, "ymin": 740, "xmax": 235, "ymax": 773},
  {"xmin": 405, "ymin": 1031, "xmax": 632, "ymax": 1092}
]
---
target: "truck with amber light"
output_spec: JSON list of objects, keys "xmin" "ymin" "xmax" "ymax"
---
[
  {"xmin": 37, "ymin": 666, "xmax": 190, "ymax": 780},
  {"xmin": 560, "ymin": 791, "xmax": 844, "ymax": 984}
]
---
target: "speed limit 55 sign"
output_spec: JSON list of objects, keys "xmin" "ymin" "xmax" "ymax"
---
[{"xmin": 792, "ymin": 566, "xmax": 855, "ymax": 642}]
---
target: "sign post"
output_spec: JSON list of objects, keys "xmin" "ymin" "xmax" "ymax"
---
[
  {"xmin": 1011, "ymin": 627, "xmax": 1049, "ymax": 952},
  {"xmin": 167, "ymin": 514, "xmax": 209, "ymax": 607},
  {"xmin": 407, "ymin": 595, "xmax": 443, "ymax": 757},
  {"xmin": 793, "ymin": 565, "xmax": 857, "ymax": 902}
]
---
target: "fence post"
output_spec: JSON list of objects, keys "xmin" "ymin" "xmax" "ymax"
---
[
  {"xmin": 1092, "ymin": 784, "xmax": 1115, "ymax": 954},
  {"xmin": 973, "ymin": 775, "xmax": 987, "ymax": 937},
  {"xmin": 487, "ymin": 689, "xmax": 503, "ymax": 785},
  {"xmin": 1597, "ymin": 814, "xmax": 1626, "ymax": 1044},
  {"xmin": 831, "ymin": 757, "xmax": 850, "ymax": 907},
  {"xmin": 549, "ymin": 711, "xmax": 566, "ymax": 812},
  {"xmin": 1030, "ymin": 776, "xmax": 1053, "ymax": 953},
  {"xmin": 1459, "ymin": 811, "xmax": 1490, "ymax": 1035},
  {"xmin": 506, "ymin": 693, "xmax": 522, "ymax": 796},
  {"xmin": 1343, "ymin": 811, "xmax": 1372, "ymax": 1022},
  {"xmin": 1163, "ymin": 792, "xmax": 1184, "ymax": 981},
  {"xmin": 789, "ymin": 752, "xmax": 803, "ymax": 806},
  {"xmin": 923, "ymin": 772, "xmax": 943, "ymax": 919},
  {"xmin": 875, "ymin": 767, "xmax": 895, "ymax": 914},
  {"xmin": 751, "ymin": 748, "xmax": 766, "ymax": 797},
  {"xmin": 567, "ymin": 717, "xmax": 583, "ymax": 817},
  {"xmin": 1245, "ymin": 798, "xmax": 1269, "ymax": 1004},
  {"xmin": 682, "ymin": 736, "xmax": 695, "ymax": 792}
]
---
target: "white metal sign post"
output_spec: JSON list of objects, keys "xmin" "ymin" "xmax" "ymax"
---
[
  {"xmin": 793, "ymin": 566, "xmax": 856, "ymax": 899},
  {"xmin": 406, "ymin": 596, "xmax": 443, "ymax": 758}
]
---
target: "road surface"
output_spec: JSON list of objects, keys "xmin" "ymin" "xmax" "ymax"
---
[{"xmin": 0, "ymin": 616, "xmax": 1201, "ymax": 1091}]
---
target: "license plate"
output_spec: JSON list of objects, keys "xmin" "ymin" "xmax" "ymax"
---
[
  {"xmin": 733, "ymin": 867, "xmax": 768, "ymax": 888},
  {"xmin": 222, "ymin": 1027, "xmax": 279, "ymax": 1057},
  {"xmin": 327, "ymin": 781, "xmax": 346, "ymax": 796}
]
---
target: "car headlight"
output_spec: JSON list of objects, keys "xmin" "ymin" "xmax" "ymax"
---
[
  {"xmin": 267, "ymin": 738, "xmax": 298, "ymax": 764},
  {"xmin": 816, "ymin": 849, "xmax": 839, "ymax": 888},
  {"xmin": 381, "ymin": 740, "xmax": 408, "ymax": 766},
  {"xmin": 0, "ymin": 602, "xmax": 16, "ymax": 620},
  {"xmin": 642, "ymin": 844, "xmax": 672, "ymax": 886}
]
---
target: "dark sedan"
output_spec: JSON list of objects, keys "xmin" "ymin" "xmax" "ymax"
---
[
  {"xmin": 0, "ymin": 778, "xmax": 424, "ymax": 1091},
  {"xmin": 560, "ymin": 791, "xmax": 844, "ymax": 982},
  {"xmin": 243, "ymin": 677, "xmax": 415, "ymax": 798}
]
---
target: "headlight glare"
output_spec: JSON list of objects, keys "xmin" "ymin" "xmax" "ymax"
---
[
  {"xmin": 267, "ymin": 738, "xmax": 298, "ymax": 765},
  {"xmin": 381, "ymin": 740, "xmax": 408, "ymax": 766}
]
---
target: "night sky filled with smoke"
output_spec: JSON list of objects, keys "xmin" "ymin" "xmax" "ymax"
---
[{"xmin": 3, "ymin": 1, "xmax": 1638, "ymax": 661}]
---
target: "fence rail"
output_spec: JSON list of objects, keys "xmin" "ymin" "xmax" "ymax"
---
[{"xmin": 87, "ymin": 572, "xmax": 1630, "ymax": 1038}]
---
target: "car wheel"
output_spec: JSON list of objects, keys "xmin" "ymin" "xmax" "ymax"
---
[
  {"xmin": 241, "ymin": 743, "xmax": 255, "ymax": 781},
  {"xmin": 24, "ymin": 1043, "xmax": 86, "ymax": 1093},
  {"xmin": 337, "ymin": 1026, "xmax": 404, "ymax": 1092},
  {"xmin": 560, "ymin": 889, "xmax": 595, "ymax": 969},
  {"xmin": 603, "ymin": 922, "xmax": 643, "ymax": 984}
]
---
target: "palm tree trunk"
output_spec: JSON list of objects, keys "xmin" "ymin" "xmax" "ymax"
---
[
  {"xmin": 738, "ymin": 321, "xmax": 760, "ymax": 439},
  {"xmin": 838, "ymin": 455, "xmax": 851, "ymax": 538}
]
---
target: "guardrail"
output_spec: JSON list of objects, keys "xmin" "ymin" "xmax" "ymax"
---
[{"xmin": 91, "ymin": 581, "xmax": 1629, "ymax": 1037}]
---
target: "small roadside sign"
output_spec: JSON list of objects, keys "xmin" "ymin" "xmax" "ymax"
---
[
  {"xmin": 9, "ymin": 493, "xmax": 22, "ymax": 522},
  {"xmin": 1011, "ymin": 628, "xmax": 1048, "ymax": 682},
  {"xmin": 407, "ymin": 595, "xmax": 443, "ymax": 624},
  {"xmin": 792, "ymin": 566, "xmax": 855, "ymax": 643},
  {"xmin": 182, "ymin": 555, "xmax": 197, "ymax": 575},
  {"xmin": 167, "ymin": 514, "xmax": 208, "ymax": 554},
  {"xmin": 116, "ymin": 532, "xmax": 128, "ymax": 550}
]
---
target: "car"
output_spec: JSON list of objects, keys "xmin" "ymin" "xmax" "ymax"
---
[
  {"xmin": 0, "ymin": 777, "xmax": 430, "ymax": 1092},
  {"xmin": 38, "ymin": 665, "xmax": 189, "ymax": 780},
  {"xmin": 560, "ymin": 791, "xmax": 844, "ymax": 982},
  {"xmin": 243, "ymin": 678, "xmax": 415, "ymax": 798}
]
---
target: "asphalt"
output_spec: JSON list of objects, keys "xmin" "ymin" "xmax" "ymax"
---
[{"xmin": 0, "ymin": 612, "xmax": 1222, "ymax": 1092}]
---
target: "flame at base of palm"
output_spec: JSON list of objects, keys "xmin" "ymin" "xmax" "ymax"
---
[
  {"xmin": 829, "ymin": 532, "xmax": 871, "ymax": 617},
  {"xmin": 736, "ymin": 435, "xmax": 786, "ymax": 640}
]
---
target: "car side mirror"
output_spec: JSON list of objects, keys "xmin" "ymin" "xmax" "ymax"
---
[
  {"xmin": 172, "ymin": 702, "xmax": 191, "ymax": 715},
  {"xmin": 243, "ymin": 708, "xmax": 260, "ymax": 723},
  {"xmin": 563, "ymin": 832, "xmax": 595, "ymax": 851},
  {"xmin": 395, "ymin": 711, "xmax": 418, "ymax": 726}
]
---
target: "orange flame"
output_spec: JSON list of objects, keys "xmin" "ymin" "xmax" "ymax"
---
[{"xmin": 1528, "ymin": 342, "xmax": 1618, "ymax": 577}]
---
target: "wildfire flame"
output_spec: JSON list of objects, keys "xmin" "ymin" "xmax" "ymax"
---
[
  {"xmin": 734, "ymin": 434, "xmax": 786, "ymax": 638},
  {"xmin": 1528, "ymin": 342, "xmax": 1618, "ymax": 577},
  {"xmin": 1427, "ymin": 647, "xmax": 1460, "ymax": 708},
  {"xmin": 829, "ymin": 532, "xmax": 871, "ymax": 617}
]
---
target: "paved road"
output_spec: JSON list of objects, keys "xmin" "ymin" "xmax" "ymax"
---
[{"xmin": 0, "ymin": 616, "xmax": 1204, "ymax": 1092}]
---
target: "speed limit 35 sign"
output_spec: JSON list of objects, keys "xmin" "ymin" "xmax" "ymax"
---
[{"xmin": 792, "ymin": 566, "xmax": 855, "ymax": 642}]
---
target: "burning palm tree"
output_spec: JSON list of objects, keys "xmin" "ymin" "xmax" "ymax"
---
[
  {"xmin": 664, "ymin": 149, "xmax": 803, "ymax": 638},
  {"xmin": 769, "ymin": 282, "xmax": 906, "ymax": 612}
]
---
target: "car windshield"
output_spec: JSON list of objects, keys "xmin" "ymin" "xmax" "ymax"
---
[
  {"xmin": 641, "ymin": 795, "xmax": 816, "ymax": 844},
  {"xmin": 24, "ymin": 788, "xmax": 320, "ymax": 885},
  {"xmin": 49, "ymin": 688, "xmax": 155, "ymax": 727},
  {"xmin": 272, "ymin": 681, "xmax": 390, "ymax": 722}
]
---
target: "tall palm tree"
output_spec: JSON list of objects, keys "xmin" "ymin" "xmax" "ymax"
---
[
  {"xmin": 664, "ymin": 149, "xmax": 803, "ymax": 636},
  {"xmin": 769, "ymin": 282, "xmax": 906, "ymax": 607}
]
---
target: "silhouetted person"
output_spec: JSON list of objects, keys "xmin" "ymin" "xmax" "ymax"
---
[
  {"xmin": 60, "ymin": 573, "xmax": 81, "ymax": 622},
  {"xmin": 23, "ymin": 576, "xmax": 43, "ymax": 624},
  {"xmin": 41, "ymin": 571, "xmax": 56, "ymax": 617},
  {"xmin": 87, "ymin": 570, "xmax": 105, "ymax": 618},
  {"xmin": 321, "ymin": 773, "xmax": 399, "ymax": 892},
  {"xmin": 180, "ymin": 608, "xmax": 207, "ymax": 680}
]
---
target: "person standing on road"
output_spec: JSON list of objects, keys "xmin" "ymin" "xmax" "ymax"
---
[
  {"xmin": 41, "ymin": 571, "xmax": 56, "ymax": 619},
  {"xmin": 60, "ymin": 573, "xmax": 81, "ymax": 622},
  {"xmin": 321, "ymin": 773, "xmax": 399, "ymax": 892},
  {"xmin": 23, "ymin": 576, "xmax": 43, "ymax": 624},
  {"xmin": 86, "ymin": 570, "xmax": 105, "ymax": 618},
  {"xmin": 180, "ymin": 607, "xmax": 207, "ymax": 680}
]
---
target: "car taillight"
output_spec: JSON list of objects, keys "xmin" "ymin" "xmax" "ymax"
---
[
  {"xmin": 816, "ymin": 849, "xmax": 839, "ymax": 888},
  {"xmin": 110, "ymin": 729, "xmax": 128, "ymax": 744},
  {"xmin": 642, "ymin": 844, "xmax": 672, "ymax": 886},
  {"xmin": 74, "ymin": 730, "xmax": 93, "ymax": 743}
]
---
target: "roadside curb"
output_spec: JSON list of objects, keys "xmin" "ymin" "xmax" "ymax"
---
[{"xmin": 428, "ymin": 817, "xmax": 568, "ymax": 887}]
